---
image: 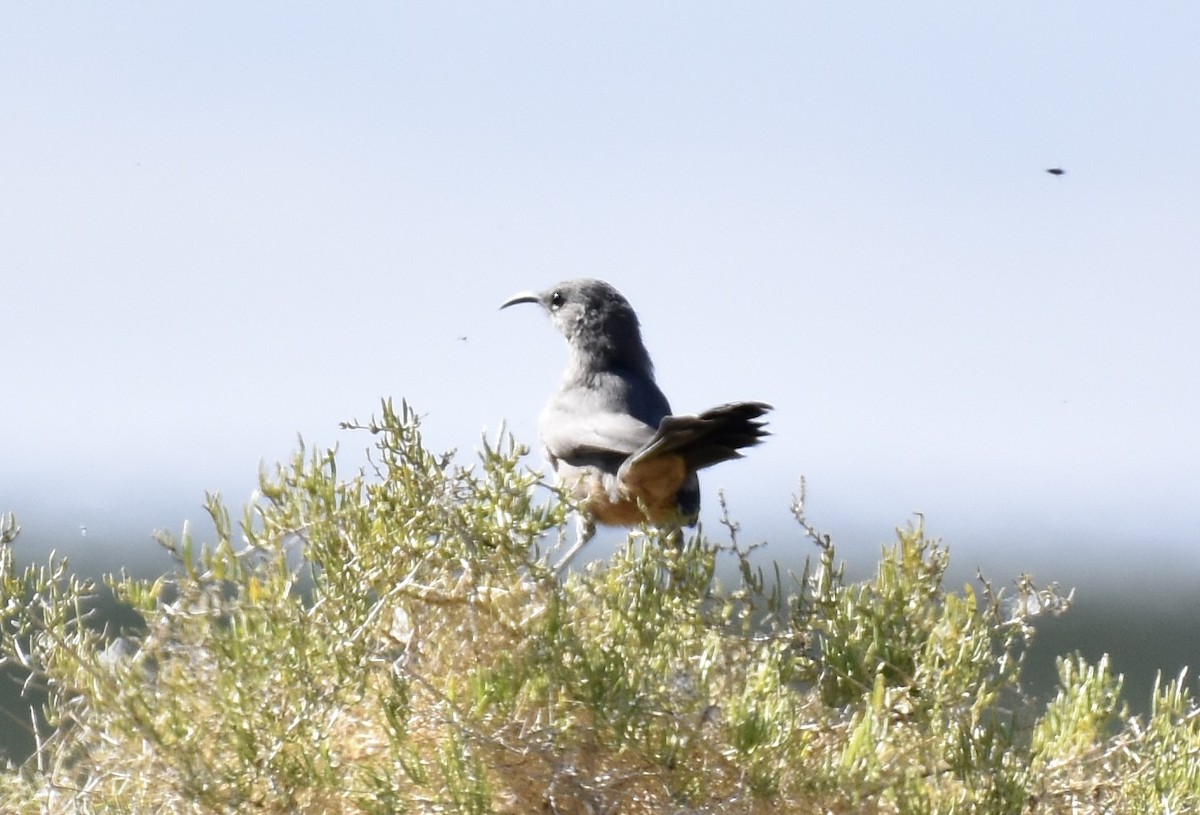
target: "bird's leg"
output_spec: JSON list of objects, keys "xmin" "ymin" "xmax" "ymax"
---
[
  {"xmin": 662, "ymin": 522, "xmax": 689, "ymax": 586},
  {"xmin": 553, "ymin": 512, "xmax": 596, "ymax": 573},
  {"xmin": 663, "ymin": 523, "xmax": 684, "ymax": 550}
]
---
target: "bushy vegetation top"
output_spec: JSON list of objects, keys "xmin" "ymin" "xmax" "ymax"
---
[{"xmin": 1, "ymin": 401, "xmax": 1197, "ymax": 814}]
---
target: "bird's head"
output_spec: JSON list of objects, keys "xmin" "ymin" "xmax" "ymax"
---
[{"xmin": 501, "ymin": 278, "xmax": 653, "ymax": 374}]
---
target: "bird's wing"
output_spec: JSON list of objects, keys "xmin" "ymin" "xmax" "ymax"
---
[{"xmin": 539, "ymin": 407, "xmax": 657, "ymax": 460}]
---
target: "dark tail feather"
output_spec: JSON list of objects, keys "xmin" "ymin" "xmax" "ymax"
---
[{"xmin": 628, "ymin": 401, "xmax": 772, "ymax": 472}]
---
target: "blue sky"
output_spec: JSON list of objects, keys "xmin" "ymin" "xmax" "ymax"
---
[{"xmin": 2, "ymin": 3, "xmax": 1198, "ymax": 587}]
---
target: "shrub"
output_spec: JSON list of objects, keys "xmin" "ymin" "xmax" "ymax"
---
[{"xmin": 1, "ymin": 401, "xmax": 1197, "ymax": 813}]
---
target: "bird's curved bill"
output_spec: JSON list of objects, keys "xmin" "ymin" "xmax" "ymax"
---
[{"xmin": 499, "ymin": 291, "xmax": 541, "ymax": 310}]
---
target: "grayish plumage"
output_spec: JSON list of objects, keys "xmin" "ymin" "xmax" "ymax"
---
[{"xmin": 501, "ymin": 278, "xmax": 770, "ymax": 552}]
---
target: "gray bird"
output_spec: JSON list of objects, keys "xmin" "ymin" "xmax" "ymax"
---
[{"xmin": 501, "ymin": 279, "xmax": 771, "ymax": 549}]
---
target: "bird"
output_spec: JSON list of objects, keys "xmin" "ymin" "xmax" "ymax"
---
[
  {"xmin": 500, "ymin": 278, "xmax": 771, "ymax": 557},
  {"xmin": 1046, "ymin": 167, "xmax": 1066, "ymax": 176}
]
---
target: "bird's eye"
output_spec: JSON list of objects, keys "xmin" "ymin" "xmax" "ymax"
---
[{"xmin": 549, "ymin": 290, "xmax": 565, "ymax": 309}]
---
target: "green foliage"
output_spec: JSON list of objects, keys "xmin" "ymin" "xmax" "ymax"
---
[{"xmin": 0, "ymin": 402, "xmax": 1197, "ymax": 814}]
